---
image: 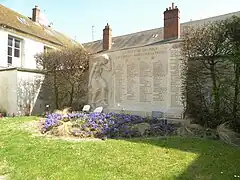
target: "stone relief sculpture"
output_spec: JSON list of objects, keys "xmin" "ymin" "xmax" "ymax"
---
[{"xmin": 88, "ymin": 54, "xmax": 113, "ymax": 109}]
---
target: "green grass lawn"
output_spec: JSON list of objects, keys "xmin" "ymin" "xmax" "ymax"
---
[{"xmin": 0, "ymin": 117, "xmax": 240, "ymax": 180}]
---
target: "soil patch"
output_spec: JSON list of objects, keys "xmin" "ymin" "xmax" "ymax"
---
[{"xmin": 20, "ymin": 120, "xmax": 103, "ymax": 142}]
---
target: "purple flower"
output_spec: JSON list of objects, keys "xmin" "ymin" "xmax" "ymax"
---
[{"xmin": 42, "ymin": 111, "xmax": 175, "ymax": 138}]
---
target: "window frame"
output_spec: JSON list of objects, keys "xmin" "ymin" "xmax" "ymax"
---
[
  {"xmin": 7, "ymin": 35, "xmax": 22, "ymax": 66},
  {"xmin": 44, "ymin": 46, "xmax": 53, "ymax": 54}
]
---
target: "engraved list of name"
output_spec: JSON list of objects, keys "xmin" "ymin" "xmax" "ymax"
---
[
  {"xmin": 170, "ymin": 45, "xmax": 182, "ymax": 106},
  {"xmin": 114, "ymin": 46, "xmax": 169, "ymax": 105},
  {"xmin": 114, "ymin": 63, "xmax": 125, "ymax": 103},
  {"xmin": 126, "ymin": 59, "xmax": 139, "ymax": 101},
  {"xmin": 153, "ymin": 59, "xmax": 167, "ymax": 102},
  {"xmin": 139, "ymin": 60, "xmax": 152, "ymax": 102}
]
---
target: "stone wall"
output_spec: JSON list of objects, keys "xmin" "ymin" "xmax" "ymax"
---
[{"xmin": 88, "ymin": 42, "xmax": 184, "ymax": 118}]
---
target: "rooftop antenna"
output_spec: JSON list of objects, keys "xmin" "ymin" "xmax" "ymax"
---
[
  {"xmin": 49, "ymin": 22, "xmax": 53, "ymax": 27},
  {"xmin": 92, "ymin": 25, "xmax": 95, "ymax": 41}
]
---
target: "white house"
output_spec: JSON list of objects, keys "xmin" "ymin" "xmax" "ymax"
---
[{"xmin": 0, "ymin": 5, "xmax": 82, "ymax": 116}]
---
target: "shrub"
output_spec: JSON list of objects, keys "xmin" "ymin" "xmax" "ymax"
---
[
  {"xmin": 0, "ymin": 106, "xmax": 7, "ymax": 117},
  {"xmin": 217, "ymin": 121, "xmax": 240, "ymax": 146}
]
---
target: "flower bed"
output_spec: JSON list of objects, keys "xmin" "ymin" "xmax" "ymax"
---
[{"xmin": 41, "ymin": 112, "xmax": 178, "ymax": 139}]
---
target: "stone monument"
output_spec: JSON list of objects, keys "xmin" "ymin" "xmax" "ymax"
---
[{"xmin": 88, "ymin": 43, "xmax": 184, "ymax": 118}]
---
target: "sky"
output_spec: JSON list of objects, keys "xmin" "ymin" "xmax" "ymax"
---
[{"xmin": 1, "ymin": 0, "xmax": 240, "ymax": 43}]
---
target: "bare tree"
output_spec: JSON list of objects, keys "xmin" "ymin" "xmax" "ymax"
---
[
  {"xmin": 35, "ymin": 47, "xmax": 89, "ymax": 110},
  {"xmin": 36, "ymin": 50, "xmax": 61, "ymax": 109},
  {"xmin": 57, "ymin": 47, "xmax": 89, "ymax": 107}
]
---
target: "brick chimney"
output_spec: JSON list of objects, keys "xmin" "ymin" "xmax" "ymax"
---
[
  {"xmin": 103, "ymin": 23, "xmax": 112, "ymax": 51},
  {"xmin": 163, "ymin": 3, "xmax": 180, "ymax": 40},
  {"xmin": 32, "ymin": 5, "xmax": 40, "ymax": 22}
]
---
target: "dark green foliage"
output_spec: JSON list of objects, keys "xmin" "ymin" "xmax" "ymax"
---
[{"xmin": 181, "ymin": 16, "xmax": 240, "ymax": 132}]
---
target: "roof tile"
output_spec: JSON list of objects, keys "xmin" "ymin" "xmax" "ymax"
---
[
  {"xmin": 0, "ymin": 4, "xmax": 82, "ymax": 47},
  {"xmin": 83, "ymin": 11, "xmax": 240, "ymax": 53}
]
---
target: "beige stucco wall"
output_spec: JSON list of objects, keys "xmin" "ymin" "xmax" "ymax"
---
[
  {"xmin": 0, "ymin": 69, "xmax": 47, "ymax": 116},
  {"xmin": 88, "ymin": 42, "xmax": 184, "ymax": 118},
  {"xmin": 0, "ymin": 69, "xmax": 17, "ymax": 115},
  {"xmin": 17, "ymin": 71, "xmax": 45, "ymax": 115}
]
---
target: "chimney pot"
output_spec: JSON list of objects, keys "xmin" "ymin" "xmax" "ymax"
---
[
  {"xmin": 105, "ymin": 23, "xmax": 110, "ymax": 29},
  {"xmin": 163, "ymin": 3, "xmax": 180, "ymax": 40},
  {"xmin": 103, "ymin": 23, "xmax": 112, "ymax": 51},
  {"xmin": 32, "ymin": 5, "xmax": 40, "ymax": 22}
]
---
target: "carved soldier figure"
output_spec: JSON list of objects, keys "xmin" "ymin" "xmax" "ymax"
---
[{"xmin": 88, "ymin": 54, "xmax": 112, "ymax": 108}]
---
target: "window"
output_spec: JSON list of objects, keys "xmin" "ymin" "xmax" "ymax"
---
[
  {"xmin": 17, "ymin": 16, "xmax": 28, "ymax": 26},
  {"xmin": 44, "ymin": 46, "xmax": 53, "ymax": 53},
  {"xmin": 7, "ymin": 36, "xmax": 21, "ymax": 66}
]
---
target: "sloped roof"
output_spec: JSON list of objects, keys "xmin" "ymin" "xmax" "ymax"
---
[
  {"xmin": 0, "ymin": 4, "xmax": 82, "ymax": 47},
  {"xmin": 83, "ymin": 11, "xmax": 240, "ymax": 53}
]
